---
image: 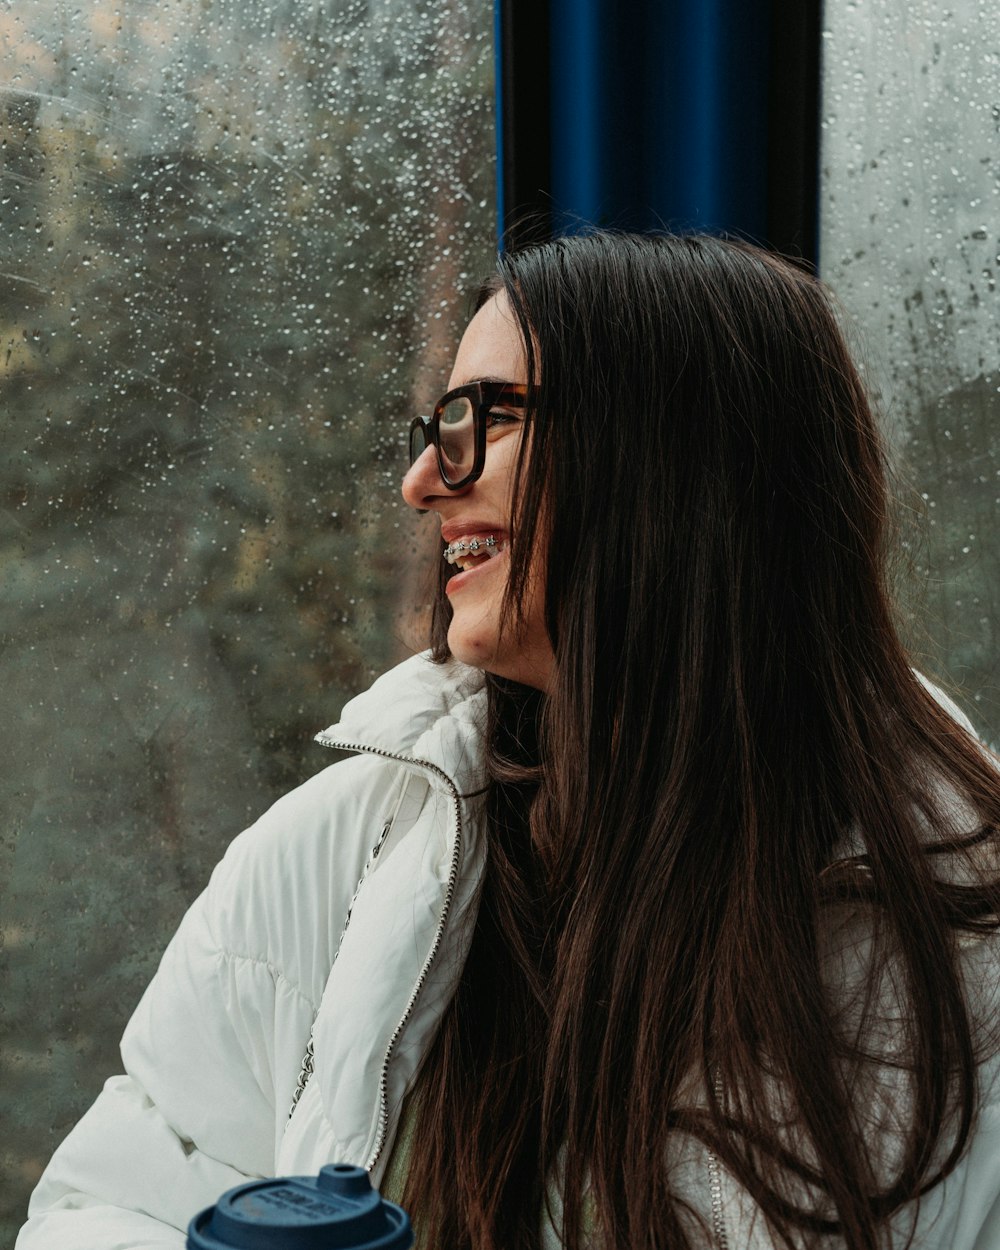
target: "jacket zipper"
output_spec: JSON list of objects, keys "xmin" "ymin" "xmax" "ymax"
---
[
  {"xmin": 311, "ymin": 735, "xmax": 467, "ymax": 1174},
  {"xmin": 706, "ymin": 1145, "xmax": 730, "ymax": 1249},
  {"xmin": 706, "ymin": 1068, "xmax": 730, "ymax": 1248}
]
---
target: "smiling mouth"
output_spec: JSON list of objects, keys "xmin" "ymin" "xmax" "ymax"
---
[{"xmin": 443, "ymin": 534, "xmax": 508, "ymax": 571}]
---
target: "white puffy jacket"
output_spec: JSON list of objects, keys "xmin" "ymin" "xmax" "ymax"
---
[
  {"xmin": 18, "ymin": 653, "xmax": 490, "ymax": 1248},
  {"xmin": 16, "ymin": 654, "xmax": 1000, "ymax": 1249}
]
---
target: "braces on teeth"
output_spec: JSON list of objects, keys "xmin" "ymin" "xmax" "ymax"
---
[{"xmin": 444, "ymin": 535, "xmax": 500, "ymax": 564}]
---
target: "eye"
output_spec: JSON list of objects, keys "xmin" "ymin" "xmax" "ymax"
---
[{"xmin": 484, "ymin": 408, "xmax": 522, "ymax": 431}]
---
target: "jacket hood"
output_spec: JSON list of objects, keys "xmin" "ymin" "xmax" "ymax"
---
[{"xmin": 315, "ymin": 651, "xmax": 489, "ymax": 796}]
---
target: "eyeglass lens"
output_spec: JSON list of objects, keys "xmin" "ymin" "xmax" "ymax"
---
[
  {"xmin": 409, "ymin": 421, "xmax": 429, "ymax": 468},
  {"xmin": 437, "ymin": 396, "xmax": 475, "ymax": 480}
]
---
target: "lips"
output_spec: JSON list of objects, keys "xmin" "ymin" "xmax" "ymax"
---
[{"xmin": 444, "ymin": 548, "xmax": 508, "ymax": 597}]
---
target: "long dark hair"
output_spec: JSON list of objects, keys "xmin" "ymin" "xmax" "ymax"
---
[{"xmin": 403, "ymin": 232, "xmax": 1000, "ymax": 1249}]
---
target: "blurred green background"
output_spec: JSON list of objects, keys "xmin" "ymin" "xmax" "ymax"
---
[{"xmin": 1, "ymin": 0, "xmax": 495, "ymax": 1236}]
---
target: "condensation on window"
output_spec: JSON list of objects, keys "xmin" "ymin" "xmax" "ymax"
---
[
  {"xmin": 819, "ymin": 0, "xmax": 1000, "ymax": 744},
  {"xmin": 0, "ymin": 0, "xmax": 494, "ymax": 1229}
]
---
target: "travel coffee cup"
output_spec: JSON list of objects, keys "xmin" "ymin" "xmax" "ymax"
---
[{"xmin": 187, "ymin": 1163, "xmax": 413, "ymax": 1250}]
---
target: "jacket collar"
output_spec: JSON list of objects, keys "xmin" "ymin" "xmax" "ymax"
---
[{"xmin": 315, "ymin": 651, "xmax": 488, "ymax": 795}]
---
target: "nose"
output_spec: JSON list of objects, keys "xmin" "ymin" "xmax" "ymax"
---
[{"xmin": 401, "ymin": 443, "xmax": 460, "ymax": 513}]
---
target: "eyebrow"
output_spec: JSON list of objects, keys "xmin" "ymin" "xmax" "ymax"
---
[{"xmin": 450, "ymin": 374, "xmax": 525, "ymax": 390}]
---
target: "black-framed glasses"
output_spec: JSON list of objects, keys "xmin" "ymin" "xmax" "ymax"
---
[{"xmin": 409, "ymin": 381, "xmax": 529, "ymax": 490}]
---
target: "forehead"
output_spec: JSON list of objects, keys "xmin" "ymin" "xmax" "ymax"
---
[{"xmin": 447, "ymin": 291, "xmax": 527, "ymax": 390}]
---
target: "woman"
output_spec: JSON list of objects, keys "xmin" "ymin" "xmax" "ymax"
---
[{"xmin": 18, "ymin": 232, "xmax": 1000, "ymax": 1250}]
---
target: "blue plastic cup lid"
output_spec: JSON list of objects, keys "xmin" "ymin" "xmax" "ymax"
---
[{"xmin": 187, "ymin": 1163, "xmax": 414, "ymax": 1250}]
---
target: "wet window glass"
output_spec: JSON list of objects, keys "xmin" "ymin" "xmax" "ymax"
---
[
  {"xmin": 0, "ymin": 0, "xmax": 494, "ymax": 1232},
  {"xmin": 820, "ymin": 0, "xmax": 1000, "ymax": 745}
]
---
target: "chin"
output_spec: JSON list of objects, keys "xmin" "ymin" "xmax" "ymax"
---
[
  {"xmin": 446, "ymin": 622, "xmax": 501, "ymax": 672},
  {"xmin": 448, "ymin": 627, "xmax": 553, "ymax": 693}
]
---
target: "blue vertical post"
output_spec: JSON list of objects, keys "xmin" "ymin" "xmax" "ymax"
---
[
  {"xmin": 548, "ymin": 0, "xmax": 770, "ymax": 237},
  {"xmin": 496, "ymin": 0, "xmax": 819, "ymax": 260}
]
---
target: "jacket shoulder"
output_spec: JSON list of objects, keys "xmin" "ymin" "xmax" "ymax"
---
[{"xmin": 201, "ymin": 752, "xmax": 415, "ymax": 1000}]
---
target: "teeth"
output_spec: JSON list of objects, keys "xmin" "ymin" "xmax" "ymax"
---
[{"xmin": 443, "ymin": 535, "xmax": 503, "ymax": 566}]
